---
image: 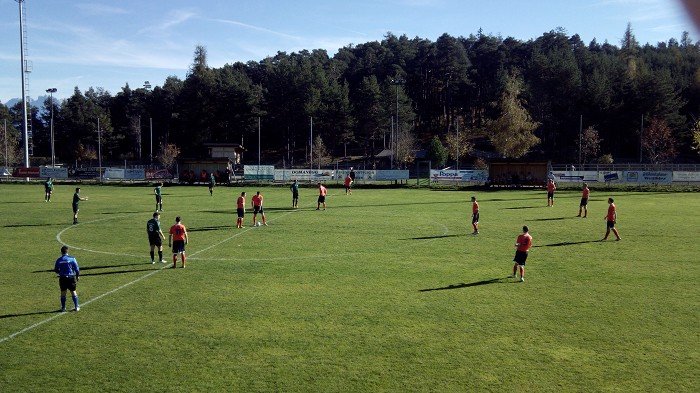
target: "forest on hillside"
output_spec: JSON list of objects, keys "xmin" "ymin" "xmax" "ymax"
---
[{"xmin": 2, "ymin": 25, "xmax": 700, "ymax": 169}]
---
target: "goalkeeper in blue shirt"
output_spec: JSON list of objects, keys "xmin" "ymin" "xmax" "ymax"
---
[{"xmin": 54, "ymin": 245, "xmax": 81, "ymax": 312}]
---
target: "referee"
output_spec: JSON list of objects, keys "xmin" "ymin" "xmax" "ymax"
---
[{"xmin": 54, "ymin": 245, "xmax": 80, "ymax": 312}]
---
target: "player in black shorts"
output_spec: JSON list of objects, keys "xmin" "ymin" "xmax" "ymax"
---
[{"xmin": 147, "ymin": 212, "xmax": 166, "ymax": 264}]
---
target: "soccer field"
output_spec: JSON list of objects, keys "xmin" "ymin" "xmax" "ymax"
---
[{"xmin": 0, "ymin": 183, "xmax": 698, "ymax": 392}]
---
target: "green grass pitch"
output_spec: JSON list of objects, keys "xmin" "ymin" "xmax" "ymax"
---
[{"xmin": 0, "ymin": 183, "xmax": 698, "ymax": 392}]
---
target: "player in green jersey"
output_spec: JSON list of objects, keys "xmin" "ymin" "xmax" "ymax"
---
[
  {"xmin": 154, "ymin": 182, "xmax": 163, "ymax": 211},
  {"xmin": 147, "ymin": 211, "xmax": 166, "ymax": 264},
  {"xmin": 72, "ymin": 187, "xmax": 88, "ymax": 224},
  {"xmin": 290, "ymin": 179, "xmax": 299, "ymax": 208},
  {"xmin": 44, "ymin": 177, "xmax": 53, "ymax": 202},
  {"xmin": 209, "ymin": 173, "xmax": 215, "ymax": 196}
]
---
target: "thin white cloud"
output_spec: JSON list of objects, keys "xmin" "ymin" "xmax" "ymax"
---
[
  {"xmin": 139, "ymin": 8, "xmax": 198, "ymax": 34},
  {"xmin": 75, "ymin": 3, "xmax": 129, "ymax": 16},
  {"xmin": 212, "ymin": 18, "xmax": 303, "ymax": 41}
]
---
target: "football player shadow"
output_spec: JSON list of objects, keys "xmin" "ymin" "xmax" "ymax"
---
[
  {"xmin": 32, "ymin": 262, "xmax": 146, "ymax": 273},
  {"xmin": 4, "ymin": 223, "xmax": 64, "ymax": 228},
  {"xmin": 188, "ymin": 225, "xmax": 232, "ymax": 232},
  {"xmin": 529, "ymin": 217, "xmax": 574, "ymax": 221},
  {"xmin": 403, "ymin": 234, "xmax": 462, "ymax": 240},
  {"xmin": 80, "ymin": 268, "xmax": 156, "ymax": 276},
  {"xmin": 0, "ymin": 310, "xmax": 62, "ymax": 319},
  {"xmin": 533, "ymin": 240, "xmax": 600, "ymax": 247},
  {"xmin": 419, "ymin": 277, "xmax": 511, "ymax": 292}
]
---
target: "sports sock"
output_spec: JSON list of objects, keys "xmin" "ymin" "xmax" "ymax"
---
[
  {"xmin": 150, "ymin": 251, "xmax": 155, "ymax": 261},
  {"xmin": 513, "ymin": 265, "xmax": 517, "ymax": 275},
  {"xmin": 61, "ymin": 295, "xmax": 66, "ymax": 309},
  {"xmin": 520, "ymin": 267, "xmax": 524, "ymax": 278},
  {"xmin": 181, "ymin": 254, "xmax": 186, "ymax": 268},
  {"xmin": 72, "ymin": 295, "xmax": 79, "ymax": 308},
  {"xmin": 158, "ymin": 250, "xmax": 163, "ymax": 261},
  {"xmin": 173, "ymin": 255, "xmax": 177, "ymax": 264}
]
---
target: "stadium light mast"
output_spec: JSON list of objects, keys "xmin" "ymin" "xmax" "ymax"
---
[
  {"xmin": 17, "ymin": 0, "xmax": 30, "ymax": 170},
  {"xmin": 258, "ymin": 116, "xmax": 261, "ymax": 183},
  {"xmin": 639, "ymin": 115, "xmax": 644, "ymax": 163},
  {"xmin": 46, "ymin": 88, "xmax": 57, "ymax": 167},
  {"xmin": 97, "ymin": 118, "xmax": 102, "ymax": 182},
  {"xmin": 390, "ymin": 79, "xmax": 405, "ymax": 169},
  {"xmin": 3, "ymin": 119, "xmax": 7, "ymax": 168}
]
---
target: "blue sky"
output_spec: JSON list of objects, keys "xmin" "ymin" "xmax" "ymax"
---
[{"xmin": 0, "ymin": 0, "xmax": 696, "ymax": 103}]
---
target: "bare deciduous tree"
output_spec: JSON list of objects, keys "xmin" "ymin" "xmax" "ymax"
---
[
  {"xmin": 643, "ymin": 117, "xmax": 676, "ymax": 164},
  {"xmin": 157, "ymin": 143, "xmax": 181, "ymax": 170}
]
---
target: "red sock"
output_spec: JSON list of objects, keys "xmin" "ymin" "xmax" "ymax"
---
[
  {"xmin": 181, "ymin": 254, "xmax": 186, "ymax": 268},
  {"xmin": 513, "ymin": 265, "xmax": 517, "ymax": 275}
]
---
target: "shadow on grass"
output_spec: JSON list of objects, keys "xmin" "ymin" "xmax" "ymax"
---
[
  {"xmin": 403, "ymin": 234, "xmax": 462, "ymax": 240},
  {"xmin": 100, "ymin": 211, "xmax": 150, "ymax": 215},
  {"xmin": 533, "ymin": 239, "xmax": 602, "ymax": 247},
  {"xmin": 502, "ymin": 206, "xmax": 547, "ymax": 210},
  {"xmin": 33, "ymin": 262, "xmax": 149, "ymax": 273},
  {"xmin": 189, "ymin": 225, "xmax": 233, "ymax": 232},
  {"xmin": 528, "ymin": 216, "xmax": 575, "ymax": 221},
  {"xmin": 81, "ymin": 268, "xmax": 156, "ymax": 276},
  {"xmin": 419, "ymin": 277, "xmax": 513, "ymax": 292},
  {"xmin": 0, "ymin": 309, "xmax": 63, "ymax": 319},
  {"xmin": 4, "ymin": 223, "xmax": 63, "ymax": 228}
]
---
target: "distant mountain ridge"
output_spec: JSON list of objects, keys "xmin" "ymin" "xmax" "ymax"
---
[{"xmin": 3, "ymin": 95, "xmax": 53, "ymax": 112}]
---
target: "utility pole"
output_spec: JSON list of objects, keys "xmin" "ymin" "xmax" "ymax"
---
[{"xmin": 46, "ymin": 88, "xmax": 57, "ymax": 167}]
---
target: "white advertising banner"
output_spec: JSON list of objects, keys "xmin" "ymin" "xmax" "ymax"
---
[
  {"xmin": 672, "ymin": 171, "xmax": 700, "ymax": 182},
  {"xmin": 274, "ymin": 169, "xmax": 336, "ymax": 181},
  {"xmin": 375, "ymin": 170, "xmax": 409, "ymax": 180},
  {"xmin": 103, "ymin": 168, "xmax": 125, "ymax": 179},
  {"xmin": 430, "ymin": 169, "xmax": 488, "ymax": 183},
  {"xmin": 40, "ymin": 166, "xmax": 69, "ymax": 179},
  {"xmin": 126, "ymin": 168, "xmax": 145, "ymax": 180},
  {"xmin": 552, "ymin": 171, "xmax": 599, "ymax": 182},
  {"xmin": 244, "ymin": 165, "xmax": 275, "ymax": 180},
  {"xmin": 623, "ymin": 171, "xmax": 672, "ymax": 184}
]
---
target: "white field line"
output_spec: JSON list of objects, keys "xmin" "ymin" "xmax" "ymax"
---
[
  {"xmin": 1, "ymin": 202, "xmax": 299, "ymax": 344},
  {"xmin": 2, "ymin": 193, "xmax": 448, "ymax": 344}
]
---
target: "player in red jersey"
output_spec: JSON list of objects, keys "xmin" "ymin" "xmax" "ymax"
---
[
  {"xmin": 512, "ymin": 225, "xmax": 532, "ymax": 282},
  {"xmin": 316, "ymin": 183, "xmax": 327, "ymax": 210},
  {"xmin": 344, "ymin": 174, "xmax": 353, "ymax": 195},
  {"xmin": 168, "ymin": 216, "xmax": 189, "ymax": 268},
  {"xmin": 602, "ymin": 198, "xmax": 621, "ymax": 241},
  {"xmin": 251, "ymin": 191, "xmax": 267, "ymax": 226},
  {"xmin": 236, "ymin": 192, "xmax": 246, "ymax": 228},
  {"xmin": 547, "ymin": 179, "xmax": 556, "ymax": 207},
  {"xmin": 577, "ymin": 183, "xmax": 590, "ymax": 217},
  {"xmin": 470, "ymin": 196, "xmax": 479, "ymax": 235}
]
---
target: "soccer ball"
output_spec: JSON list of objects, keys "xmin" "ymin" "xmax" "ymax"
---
[{"xmin": 255, "ymin": 222, "xmax": 261, "ymax": 227}]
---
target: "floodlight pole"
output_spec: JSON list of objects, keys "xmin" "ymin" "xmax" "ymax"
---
[
  {"xmin": 579, "ymin": 114, "xmax": 582, "ymax": 168},
  {"xmin": 639, "ymin": 115, "xmax": 644, "ymax": 163},
  {"xmin": 150, "ymin": 117, "xmax": 153, "ymax": 164},
  {"xmin": 17, "ymin": 0, "xmax": 29, "ymax": 170},
  {"xmin": 97, "ymin": 118, "xmax": 102, "ymax": 183},
  {"xmin": 47, "ymin": 88, "xmax": 57, "ymax": 167},
  {"xmin": 258, "ymin": 116, "xmax": 261, "ymax": 183},
  {"xmin": 4, "ymin": 119, "xmax": 7, "ymax": 168},
  {"xmin": 310, "ymin": 116, "xmax": 313, "ymax": 173},
  {"xmin": 390, "ymin": 79, "xmax": 405, "ymax": 169}
]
